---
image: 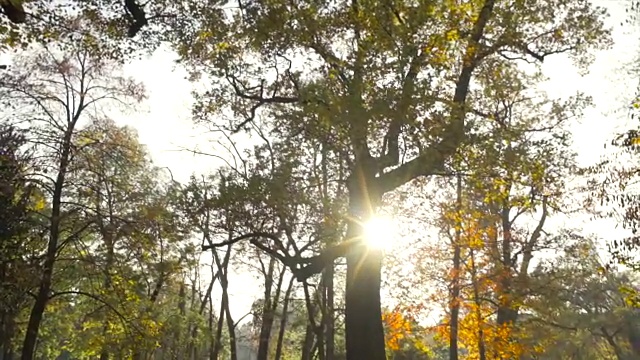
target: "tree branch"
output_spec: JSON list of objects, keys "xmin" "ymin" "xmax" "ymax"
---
[
  {"xmin": 49, "ymin": 290, "xmax": 137, "ymax": 332},
  {"xmin": 202, "ymin": 231, "xmax": 358, "ymax": 282},
  {"xmin": 378, "ymin": 48, "xmax": 424, "ymax": 170},
  {"xmin": 226, "ymin": 73, "xmax": 299, "ymax": 132},
  {"xmin": 377, "ymin": 0, "xmax": 496, "ymax": 193},
  {"xmin": 124, "ymin": 0, "xmax": 148, "ymax": 38}
]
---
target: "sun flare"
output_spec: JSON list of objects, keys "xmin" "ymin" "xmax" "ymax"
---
[{"xmin": 363, "ymin": 216, "xmax": 396, "ymax": 250}]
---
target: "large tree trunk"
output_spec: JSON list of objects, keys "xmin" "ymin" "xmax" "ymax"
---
[
  {"xmin": 345, "ymin": 242, "xmax": 385, "ymax": 360},
  {"xmin": 343, "ymin": 169, "xmax": 385, "ymax": 360}
]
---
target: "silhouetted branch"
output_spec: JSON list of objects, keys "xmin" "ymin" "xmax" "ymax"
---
[
  {"xmin": 124, "ymin": 0, "xmax": 148, "ymax": 37},
  {"xmin": 202, "ymin": 231, "xmax": 360, "ymax": 282}
]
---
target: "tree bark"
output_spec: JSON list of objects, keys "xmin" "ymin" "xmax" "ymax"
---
[
  {"xmin": 496, "ymin": 206, "xmax": 517, "ymax": 327},
  {"xmin": 189, "ymin": 274, "xmax": 216, "ymax": 359},
  {"xmin": 343, "ymin": 166, "xmax": 386, "ymax": 360},
  {"xmin": 323, "ymin": 263, "xmax": 335, "ymax": 360},
  {"xmin": 345, "ymin": 241, "xmax": 385, "ymax": 360},
  {"xmin": 99, "ymin": 224, "xmax": 116, "ymax": 360},
  {"xmin": 211, "ymin": 295, "xmax": 225, "ymax": 360},
  {"xmin": 449, "ymin": 174, "xmax": 462, "ymax": 360},
  {"xmin": 21, "ymin": 129, "xmax": 74, "ymax": 360},
  {"xmin": 319, "ymin": 139, "xmax": 336, "ymax": 360},
  {"xmin": 210, "ymin": 285, "xmax": 223, "ymax": 360},
  {"xmin": 223, "ymin": 288, "xmax": 237, "ymax": 360},
  {"xmin": 174, "ymin": 281, "xmax": 186, "ymax": 359},
  {"xmin": 1, "ymin": 309, "xmax": 15, "ymax": 360},
  {"xmin": 470, "ymin": 248, "xmax": 486, "ymax": 360},
  {"xmin": 301, "ymin": 283, "xmax": 321, "ymax": 360},
  {"xmin": 257, "ymin": 258, "xmax": 278, "ymax": 360},
  {"xmin": 301, "ymin": 321, "xmax": 315, "ymax": 360},
  {"xmin": 274, "ymin": 277, "xmax": 294, "ymax": 360}
]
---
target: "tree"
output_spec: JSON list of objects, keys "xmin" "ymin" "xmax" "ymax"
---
[
  {"xmin": 0, "ymin": 123, "xmax": 43, "ymax": 359},
  {"xmin": 0, "ymin": 44, "xmax": 145, "ymax": 360},
  {"xmin": 0, "ymin": 0, "xmax": 193, "ymax": 55},
  {"xmin": 62, "ymin": 118, "xmax": 193, "ymax": 359},
  {"xmin": 524, "ymin": 238, "xmax": 640, "ymax": 359},
  {"xmin": 174, "ymin": 1, "xmax": 610, "ymax": 358},
  {"xmin": 2, "ymin": 117, "xmax": 211, "ymax": 359},
  {"xmin": 0, "ymin": 0, "xmax": 25, "ymax": 24}
]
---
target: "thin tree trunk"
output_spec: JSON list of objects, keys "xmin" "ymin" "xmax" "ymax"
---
[
  {"xmin": 470, "ymin": 248, "xmax": 486, "ymax": 360},
  {"xmin": 274, "ymin": 277, "xmax": 294, "ymax": 360},
  {"xmin": 223, "ymin": 288, "xmax": 237, "ymax": 360},
  {"xmin": 210, "ymin": 242, "xmax": 235, "ymax": 360},
  {"xmin": 189, "ymin": 273, "xmax": 216, "ymax": 359},
  {"xmin": 209, "ymin": 285, "xmax": 221, "ymax": 360},
  {"xmin": 301, "ymin": 322, "xmax": 315, "ymax": 360},
  {"xmin": 203, "ymin": 197, "xmax": 235, "ymax": 360},
  {"xmin": 1, "ymin": 306, "xmax": 16, "ymax": 360},
  {"xmin": 257, "ymin": 258, "xmax": 277, "ymax": 360},
  {"xmin": 131, "ymin": 275, "xmax": 166, "ymax": 360},
  {"xmin": 99, "ymin": 224, "xmax": 116, "ymax": 360},
  {"xmin": 449, "ymin": 174, "xmax": 462, "ymax": 360},
  {"xmin": 21, "ymin": 128, "xmax": 74, "ymax": 360},
  {"xmin": 320, "ymin": 138, "xmax": 336, "ymax": 360},
  {"xmin": 323, "ymin": 263, "xmax": 335, "ymax": 360},
  {"xmin": 301, "ymin": 283, "xmax": 321, "ymax": 360},
  {"xmin": 496, "ymin": 206, "xmax": 516, "ymax": 327},
  {"xmin": 212, "ymin": 294, "xmax": 225, "ymax": 360},
  {"xmin": 173, "ymin": 281, "xmax": 186, "ymax": 359},
  {"xmin": 601, "ymin": 327, "xmax": 625, "ymax": 360},
  {"xmin": 186, "ymin": 278, "xmax": 197, "ymax": 359}
]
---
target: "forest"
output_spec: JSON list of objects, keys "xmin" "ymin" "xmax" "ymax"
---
[{"xmin": 0, "ymin": 0, "xmax": 639, "ymax": 359}]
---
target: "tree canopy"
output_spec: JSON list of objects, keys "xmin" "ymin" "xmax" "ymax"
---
[{"xmin": 2, "ymin": 1, "xmax": 640, "ymax": 360}]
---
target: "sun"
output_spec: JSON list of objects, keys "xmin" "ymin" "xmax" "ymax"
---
[{"xmin": 362, "ymin": 215, "xmax": 396, "ymax": 250}]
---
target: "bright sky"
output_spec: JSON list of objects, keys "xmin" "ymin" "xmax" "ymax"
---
[{"xmin": 117, "ymin": 0, "xmax": 639, "ymax": 321}]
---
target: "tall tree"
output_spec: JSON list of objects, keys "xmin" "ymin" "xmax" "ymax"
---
[
  {"xmin": 177, "ymin": 1, "xmax": 610, "ymax": 358},
  {"xmin": 0, "ymin": 44, "xmax": 145, "ymax": 360},
  {"xmin": 0, "ymin": 124, "xmax": 42, "ymax": 359}
]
